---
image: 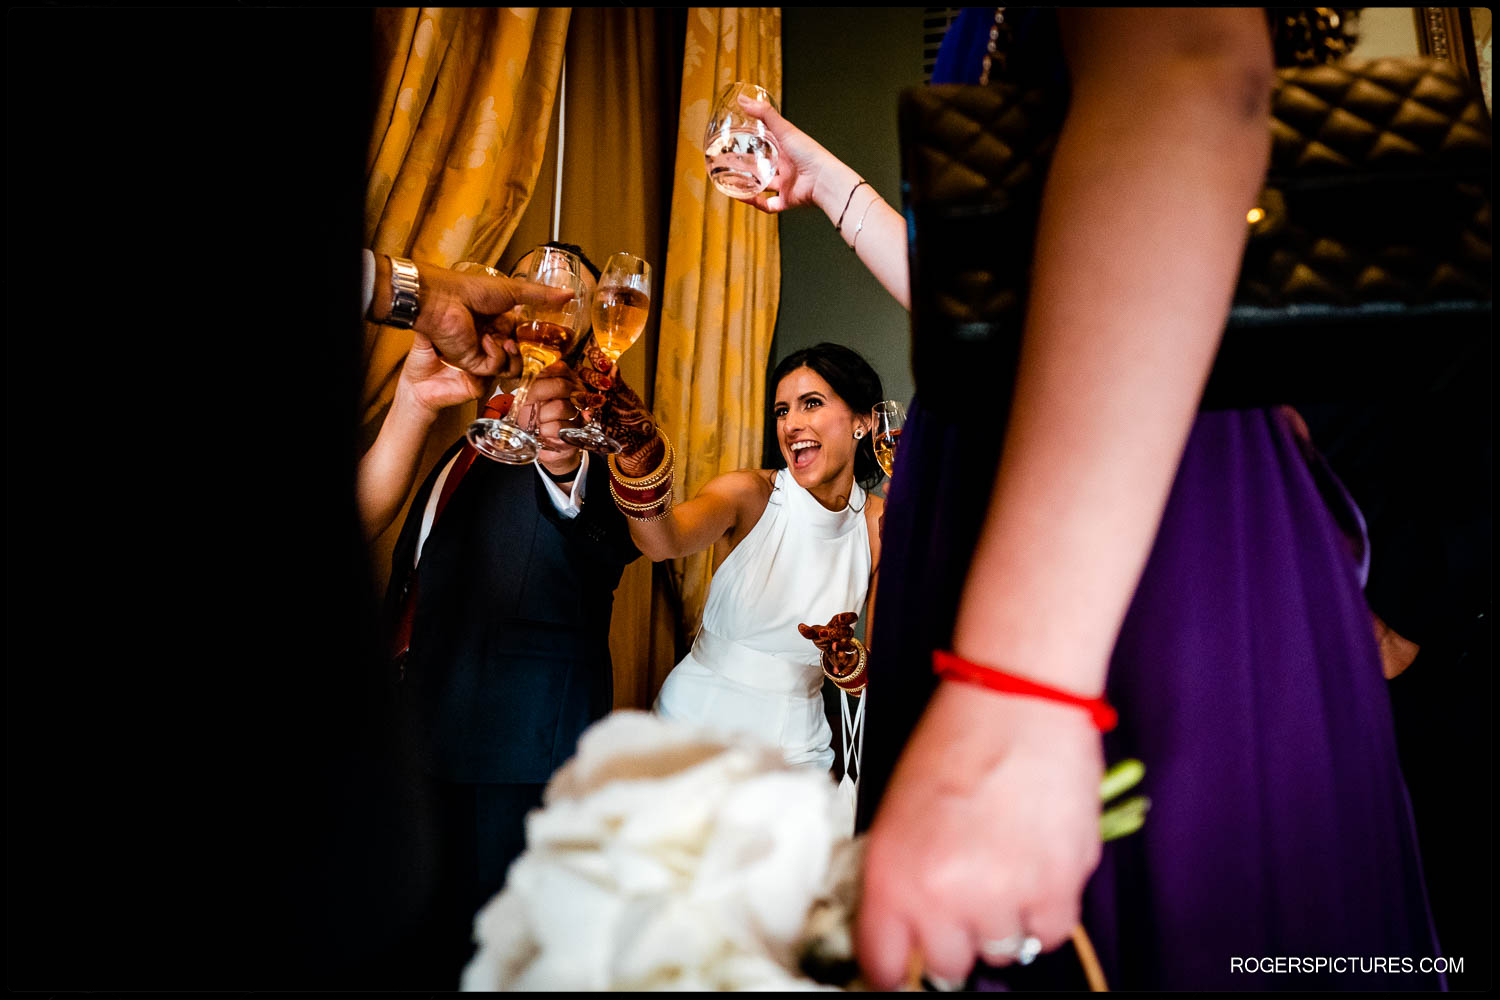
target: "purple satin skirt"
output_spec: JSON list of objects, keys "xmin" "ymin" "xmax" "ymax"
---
[{"xmin": 861, "ymin": 401, "xmax": 1443, "ymax": 989}]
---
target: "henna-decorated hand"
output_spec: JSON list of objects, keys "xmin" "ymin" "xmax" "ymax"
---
[
  {"xmin": 798, "ymin": 611, "xmax": 863, "ymax": 684},
  {"xmin": 576, "ymin": 344, "xmax": 663, "ymax": 473}
]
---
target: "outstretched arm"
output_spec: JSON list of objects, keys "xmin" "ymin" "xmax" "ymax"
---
[
  {"xmin": 857, "ymin": 8, "xmax": 1274, "ymax": 990},
  {"xmin": 623, "ymin": 469, "xmax": 767, "ymax": 563},
  {"xmin": 368, "ymin": 254, "xmax": 570, "ymax": 375}
]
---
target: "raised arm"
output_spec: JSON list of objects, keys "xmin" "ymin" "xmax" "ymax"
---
[
  {"xmin": 356, "ymin": 332, "xmax": 491, "ymax": 540},
  {"xmin": 857, "ymin": 8, "xmax": 1274, "ymax": 989},
  {"xmin": 734, "ymin": 98, "xmax": 910, "ymax": 308}
]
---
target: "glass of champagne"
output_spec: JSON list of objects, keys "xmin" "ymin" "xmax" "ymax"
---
[
  {"xmin": 465, "ymin": 246, "xmax": 587, "ymax": 465},
  {"xmin": 560, "ymin": 252, "xmax": 652, "ymax": 454},
  {"xmin": 703, "ymin": 81, "xmax": 780, "ymax": 199},
  {"xmin": 873, "ymin": 400, "xmax": 905, "ymax": 479}
]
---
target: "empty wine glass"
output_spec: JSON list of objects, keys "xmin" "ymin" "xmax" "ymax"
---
[
  {"xmin": 703, "ymin": 81, "xmax": 780, "ymax": 199},
  {"xmin": 873, "ymin": 400, "xmax": 905, "ymax": 478},
  {"xmin": 465, "ymin": 246, "xmax": 587, "ymax": 464},
  {"xmin": 560, "ymin": 252, "xmax": 653, "ymax": 454}
]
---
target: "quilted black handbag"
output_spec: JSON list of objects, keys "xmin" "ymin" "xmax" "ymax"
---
[{"xmin": 901, "ymin": 45, "xmax": 1493, "ymax": 414}]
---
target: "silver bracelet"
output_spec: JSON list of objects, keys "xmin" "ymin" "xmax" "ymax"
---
[
  {"xmin": 834, "ymin": 179, "xmax": 869, "ymax": 236},
  {"xmin": 850, "ymin": 193, "xmax": 878, "ymax": 253}
]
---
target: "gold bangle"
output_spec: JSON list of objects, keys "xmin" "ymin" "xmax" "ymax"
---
[
  {"xmin": 610, "ymin": 470, "xmax": 674, "ymax": 505},
  {"xmin": 608, "ymin": 479, "xmax": 673, "ymax": 509},
  {"xmin": 611, "ymin": 452, "xmax": 674, "ymax": 492},
  {"xmin": 608, "ymin": 480, "xmax": 674, "ymax": 515},
  {"xmin": 627, "ymin": 509, "xmax": 674, "ymax": 523},
  {"xmin": 609, "ymin": 432, "xmax": 674, "ymax": 487},
  {"xmin": 824, "ymin": 640, "xmax": 867, "ymax": 686},
  {"xmin": 611, "ymin": 484, "xmax": 673, "ymax": 520}
]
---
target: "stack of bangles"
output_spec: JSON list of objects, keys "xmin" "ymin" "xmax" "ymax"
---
[
  {"xmin": 607, "ymin": 433, "xmax": 676, "ymax": 522},
  {"xmin": 825, "ymin": 639, "xmax": 867, "ymax": 696}
]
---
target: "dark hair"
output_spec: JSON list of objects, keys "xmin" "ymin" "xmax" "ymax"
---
[
  {"xmin": 770, "ymin": 342, "xmax": 886, "ymax": 491},
  {"xmin": 543, "ymin": 239, "xmax": 602, "ymax": 281}
]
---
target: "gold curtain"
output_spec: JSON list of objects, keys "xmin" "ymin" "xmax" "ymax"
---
[
  {"xmin": 500, "ymin": 8, "xmax": 685, "ymax": 710},
  {"xmin": 656, "ymin": 7, "xmax": 784, "ymax": 639},
  {"xmin": 362, "ymin": 6, "xmax": 571, "ymax": 588}
]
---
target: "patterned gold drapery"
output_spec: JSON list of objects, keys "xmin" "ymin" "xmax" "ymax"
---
[
  {"xmin": 362, "ymin": 6, "xmax": 571, "ymax": 580},
  {"xmin": 656, "ymin": 7, "xmax": 784, "ymax": 637}
]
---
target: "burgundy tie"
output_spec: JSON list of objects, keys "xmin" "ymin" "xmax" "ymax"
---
[{"xmin": 389, "ymin": 393, "xmax": 513, "ymax": 671}]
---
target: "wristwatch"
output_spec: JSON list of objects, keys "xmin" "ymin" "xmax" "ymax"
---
[{"xmin": 385, "ymin": 255, "xmax": 421, "ymax": 329}]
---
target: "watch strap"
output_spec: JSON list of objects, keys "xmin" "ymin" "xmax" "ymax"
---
[{"xmin": 385, "ymin": 255, "xmax": 421, "ymax": 329}]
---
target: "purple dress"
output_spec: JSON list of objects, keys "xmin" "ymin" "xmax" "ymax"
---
[{"xmin": 858, "ymin": 8, "xmax": 1444, "ymax": 990}]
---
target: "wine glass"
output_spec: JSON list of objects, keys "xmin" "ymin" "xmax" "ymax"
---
[
  {"xmin": 703, "ymin": 81, "xmax": 780, "ymax": 199},
  {"xmin": 873, "ymin": 400, "xmax": 905, "ymax": 479},
  {"xmin": 559, "ymin": 252, "xmax": 653, "ymax": 454},
  {"xmin": 465, "ymin": 246, "xmax": 587, "ymax": 465}
]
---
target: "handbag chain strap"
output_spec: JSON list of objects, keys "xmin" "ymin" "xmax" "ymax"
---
[{"xmin": 979, "ymin": 7, "xmax": 1009, "ymax": 85}]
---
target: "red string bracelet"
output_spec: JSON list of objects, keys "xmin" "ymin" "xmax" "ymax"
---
[{"xmin": 933, "ymin": 650, "xmax": 1118, "ymax": 733}]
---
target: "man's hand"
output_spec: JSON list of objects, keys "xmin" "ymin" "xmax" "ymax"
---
[
  {"xmin": 395, "ymin": 332, "xmax": 489, "ymax": 417},
  {"xmin": 514, "ymin": 361, "xmax": 587, "ymax": 476},
  {"xmin": 373, "ymin": 256, "xmax": 569, "ymax": 376}
]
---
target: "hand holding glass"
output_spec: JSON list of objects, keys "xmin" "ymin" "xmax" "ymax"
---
[
  {"xmin": 704, "ymin": 82, "xmax": 780, "ymax": 198},
  {"xmin": 465, "ymin": 247, "xmax": 587, "ymax": 464},
  {"xmin": 559, "ymin": 252, "xmax": 653, "ymax": 454}
]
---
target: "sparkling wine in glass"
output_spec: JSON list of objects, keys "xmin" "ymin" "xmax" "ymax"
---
[
  {"xmin": 703, "ymin": 81, "xmax": 780, "ymax": 199},
  {"xmin": 560, "ymin": 252, "xmax": 653, "ymax": 454},
  {"xmin": 873, "ymin": 400, "xmax": 905, "ymax": 478},
  {"xmin": 466, "ymin": 247, "xmax": 587, "ymax": 464}
]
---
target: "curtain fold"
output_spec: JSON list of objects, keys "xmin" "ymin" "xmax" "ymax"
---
[
  {"xmin": 656, "ymin": 7, "xmax": 784, "ymax": 640},
  {"xmin": 362, "ymin": 6, "xmax": 570, "ymax": 588}
]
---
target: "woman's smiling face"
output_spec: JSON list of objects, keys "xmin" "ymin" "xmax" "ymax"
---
[{"xmin": 774, "ymin": 365, "xmax": 868, "ymax": 495}]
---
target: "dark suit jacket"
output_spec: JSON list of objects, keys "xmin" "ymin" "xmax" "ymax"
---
[{"xmin": 387, "ymin": 442, "xmax": 639, "ymax": 784}]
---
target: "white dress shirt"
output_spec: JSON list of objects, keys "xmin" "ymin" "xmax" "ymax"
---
[{"xmin": 414, "ymin": 451, "xmax": 589, "ymax": 568}]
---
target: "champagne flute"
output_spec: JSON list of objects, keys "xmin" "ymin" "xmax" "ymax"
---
[
  {"xmin": 703, "ymin": 81, "xmax": 780, "ymax": 199},
  {"xmin": 873, "ymin": 400, "xmax": 905, "ymax": 478},
  {"xmin": 559, "ymin": 252, "xmax": 653, "ymax": 454},
  {"xmin": 465, "ymin": 246, "xmax": 587, "ymax": 464}
]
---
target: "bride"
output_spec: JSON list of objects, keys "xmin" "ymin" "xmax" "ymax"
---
[{"xmin": 589, "ymin": 341, "xmax": 885, "ymax": 772}]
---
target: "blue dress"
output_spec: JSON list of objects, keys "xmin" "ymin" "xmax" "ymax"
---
[{"xmin": 858, "ymin": 8, "xmax": 1444, "ymax": 989}]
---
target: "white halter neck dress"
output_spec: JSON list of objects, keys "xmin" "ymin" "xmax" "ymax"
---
[{"xmin": 655, "ymin": 469, "xmax": 872, "ymax": 770}]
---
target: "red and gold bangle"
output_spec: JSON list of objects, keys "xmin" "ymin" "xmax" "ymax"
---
[
  {"xmin": 608, "ymin": 433, "xmax": 675, "ymax": 489},
  {"xmin": 612, "ymin": 477, "xmax": 672, "ymax": 505},
  {"xmin": 932, "ymin": 650, "xmax": 1117, "ymax": 732},
  {"xmin": 608, "ymin": 481, "xmax": 672, "ymax": 512},
  {"xmin": 608, "ymin": 431, "xmax": 676, "ymax": 520},
  {"xmin": 826, "ymin": 639, "xmax": 868, "ymax": 695},
  {"xmin": 607, "ymin": 478, "xmax": 674, "ymax": 520}
]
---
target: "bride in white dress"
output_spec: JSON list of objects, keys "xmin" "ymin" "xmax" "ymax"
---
[{"xmin": 604, "ymin": 343, "xmax": 886, "ymax": 773}]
